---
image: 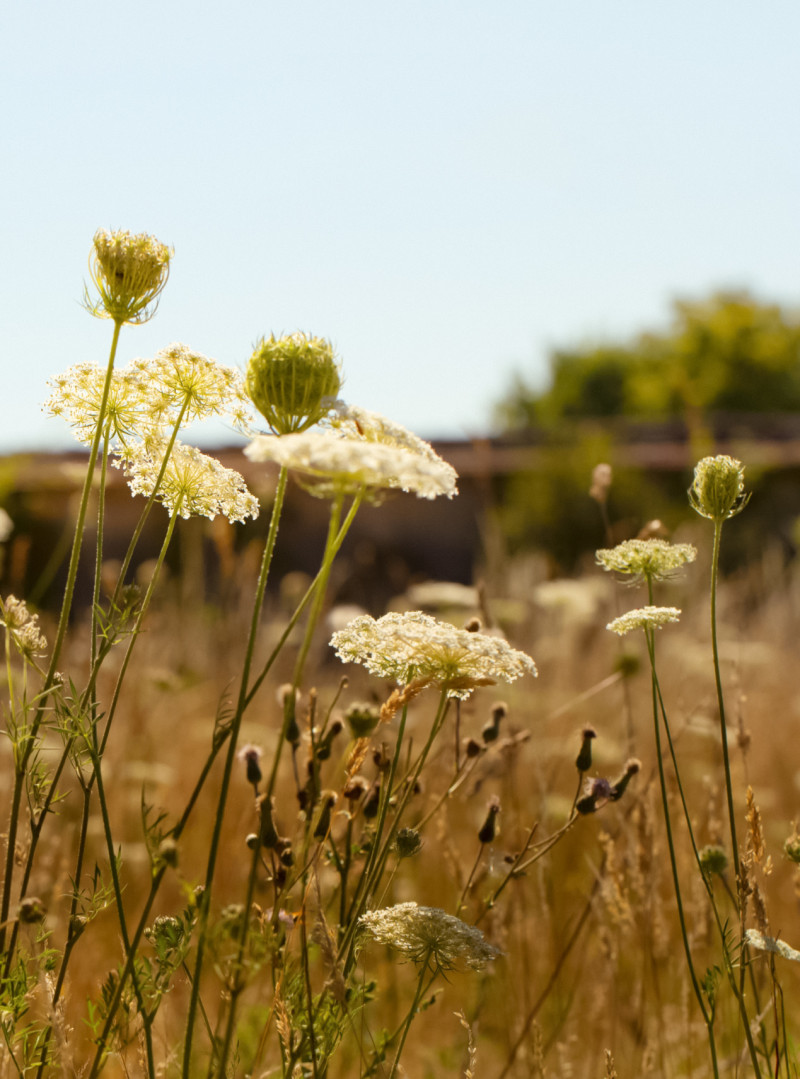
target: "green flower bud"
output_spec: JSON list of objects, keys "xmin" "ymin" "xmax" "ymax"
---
[
  {"xmin": 688, "ymin": 455, "xmax": 750, "ymax": 523},
  {"xmin": 784, "ymin": 833, "xmax": 800, "ymax": 865},
  {"xmin": 85, "ymin": 228, "xmax": 172, "ymax": 325},
  {"xmin": 344, "ymin": 702, "xmax": 381, "ymax": 739},
  {"xmin": 699, "ymin": 844, "xmax": 729, "ymax": 877},
  {"xmin": 246, "ymin": 332, "xmax": 341, "ymax": 434}
]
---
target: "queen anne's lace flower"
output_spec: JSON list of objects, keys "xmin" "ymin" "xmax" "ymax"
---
[
  {"xmin": 0, "ymin": 596, "xmax": 47, "ymax": 657},
  {"xmin": 86, "ymin": 229, "xmax": 172, "ymax": 325},
  {"xmin": 44, "ymin": 363, "xmax": 154, "ymax": 449},
  {"xmin": 133, "ymin": 344, "xmax": 255, "ymax": 433},
  {"xmin": 246, "ymin": 419, "xmax": 457, "ymax": 502},
  {"xmin": 745, "ymin": 929, "xmax": 800, "ymax": 963},
  {"xmin": 596, "ymin": 539, "xmax": 697, "ymax": 582},
  {"xmin": 359, "ymin": 902, "xmax": 500, "ymax": 970},
  {"xmin": 606, "ymin": 606, "xmax": 681, "ymax": 635},
  {"xmin": 330, "ymin": 611, "xmax": 536, "ymax": 699},
  {"xmin": 120, "ymin": 440, "xmax": 259, "ymax": 522}
]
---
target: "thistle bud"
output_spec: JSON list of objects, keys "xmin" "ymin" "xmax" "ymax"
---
[
  {"xmin": 784, "ymin": 830, "xmax": 800, "ymax": 865},
  {"xmin": 688, "ymin": 455, "xmax": 750, "ymax": 522},
  {"xmin": 316, "ymin": 718, "xmax": 344, "ymax": 762},
  {"xmin": 362, "ymin": 782, "xmax": 381, "ymax": 819},
  {"xmin": 18, "ymin": 896, "xmax": 45, "ymax": 924},
  {"xmin": 609, "ymin": 758, "xmax": 640, "ymax": 801},
  {"xmin": 313, "ymin": 792, "xmax": 338, "ymax": 839},
  {"xmin": 86, "ymin": 228, "xmax": 172, "ymax": 325},
  {"xmin": 576, "ymin": 776, "xmax": 614, "ymax": 815},
  {"xmin": 246, "ymin": 332, "xmax": 341, "ymax": 435},
  {"xmin": 575, "ymin": 725, "xmax": 597, "ymax": 773},
  {"xmin": 478, "ymin": 797, "xmax": 500, "ymax": 844},
  {"xmin": 238, "ymin": 744, "xmax": 263, "ymax": 791},
  {"xmin": 699, "ymin": 844, "xmax": 729, "ymax": 878},
  {"xmin": 257, "ymin": 794, "xmax": 279, "ymax": 849}
]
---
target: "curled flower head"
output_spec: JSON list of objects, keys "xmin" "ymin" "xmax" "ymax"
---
[
  {"xmin": 359, "ymin": 902, "xmax": 501, "ymax": 971},
  {"xmin": 606, "ymin": 606, "xmax": 681, "ymax": 635},
  {"xmin": 44, "ymin": 362, "xmax": 154, "ymax": 449},
  {"xmin": 119, "ymin": 440, "xmax": 260, "ymax": 522},
  {"xmin": 0, "ymin": 596, "xmax": 47, "ymax": 658},
  {"xmin": 133, "ymin": 344, "xmax": 255, "ymax": 433},
  {"xmin": 330, "ymin": 611, "xmax": 536, "ymax": 700},
  {"xmin": 245, "ymin": 413, "xmax": 457, "ymax": 502},
  {"xmin": 247, "ymin": 332, "xmax": 341, "ymax": 435},
  {"xmin": 86, "ymin": 229, "xmax": 172, "ymax": 325},
  {"xmin": 596, "ymin": 539, "xmax": 697, "ymax": 583},
  {"xmin": 689, "ymin": 455, "xmax": 749, "ymax": 522}
]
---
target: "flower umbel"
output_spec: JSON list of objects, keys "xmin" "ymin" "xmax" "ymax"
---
[
  {"xmin": 44, "ymin": 362, "xmax": 154, "ymax": 450},
  {"xmin": 85, "ymin": 228, "xmax": 172, "ymax": 325},
  {"xmin": 596, "ymin": 539, "xmax": 697, "ymax": 583},
  {"xmin": 246, "ymin": 409, "xmax": 457, "ymax": 502},
  {"xmin": 136, "ymin": 344, "xmax": 255, "ymax": 433},
  {"xmin": 359, "ymin": 902, "xmax": 500, "ymax": 971},
  {"xmin": 246, "ymin": 332, "xmax": 341, "ymax": 434},
  {"xmin": 606, "ymin": 606, "xmax": 681, "ymax": 635},
  {"xmin": 689, "ymin": 455, "xmax": 750, "ymax": 522},
  {"xmin": 330, "ymin": 611, "xmax": 536, "ymax": 699},
  {"xmin": 120, "ymin": 440, "xmax": 259, "ymax": 522}
]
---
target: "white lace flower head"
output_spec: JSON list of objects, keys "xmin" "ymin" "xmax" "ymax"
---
[
  {"xmin": 606, "ymin": 606, "xmax": 681, "ymax": 635},
  {"xmin": 596, "ymin": 539, "xmax": 697, "ymax": 583},
  {"xmin": 359, "ymin": 902, "xmax": 501, "ymax": 970},
  {"xmin": 120, "ymin": 440, "xmax": 259, "ymax": 522},
  {"xmin": 44, "ymin": 362, "xmax": 155, "ymax": 450},
  {"xmin": 245, "ymin": 408, "xmax": 457, "ymax": 502},
  {"xmin": 330, "ymin": 611, "xmax": 536, "ymax": 699}
]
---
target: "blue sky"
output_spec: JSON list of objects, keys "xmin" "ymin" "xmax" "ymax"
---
[{"xmin": 2, "ymin": 1, "xmax": 799, "ymax": 451}]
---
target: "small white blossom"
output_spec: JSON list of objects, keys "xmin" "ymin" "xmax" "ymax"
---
[
  {"xmin": 330, "ymin": 611, "xmax": 536, "ymax": 699},
  {"xmin": 606, "ymin": 606, "xmax": 681, "ymax": 635},
  {"xmin": 359, "ymin": 902, "xmax": 501, "ymax": 970},
  {"xmin": 120, "ymin": 440, "xmax": 259, "ymax": 522},
  {"xmin": 44, "ymin": 362, "xmax": 154, "ymax": 449},
  {"xmin": 745, "ymin": 929, "xmax": 800, "ymax": 963}
]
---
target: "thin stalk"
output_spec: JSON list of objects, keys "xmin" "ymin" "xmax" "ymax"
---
[
  {"xmin": 181, "ymin": 465, "xmax": 288, "ymax": 1077},
  {"xmin": 0, "ymin": 319, "xmax": 123, "ymax": 955},
  {"xmin": 387, "ymin": 952, "xmax": 434, "ymax": 1079}
]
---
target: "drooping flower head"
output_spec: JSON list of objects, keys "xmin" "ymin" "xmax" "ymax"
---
[
  {"xmin": 689, "ymin": 455, "xmax": 749, "ymax": 522},
  {"xmin": 596, "ymin": 538, "xmax": 697, "ymax": 584},
  {"xmin": 119, "ymin": 440, "xmax": 259, "ymax": 523},
  {"xmin": 330, "ymin": 611, "xmax": 536, "ymax": 699},
  {"xmin": 359, "ymin": 902, "xmax": 501, "ymax": 971},
  {"xmin": 133, "ymin": 344, "xmax": 255, "ymax": 433},
  {"xmin": 0, "ymin": 595, "xmax": 47, "ymax": 658},
  {"xmin": 85, "ymin": 229, "xmax": 172, "ymax": 325},
  {"xmin": 606, "ymin": 606, "xmax": 681, "ymax": 635},
  {"xmin": 246, "ymin": 332, "xmax": 341, "ymax": 435}
]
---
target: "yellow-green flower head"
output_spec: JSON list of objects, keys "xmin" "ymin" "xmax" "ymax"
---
[
  {"xmin": 359, "ymin": 902, "xmax": 501, "ymax": 971},
  {"xmin": 689, "ymin": 455, "xmax": 750, "ymax": 522},
  {"xmin": 132, "ymin": 344, "xmax": 256, "ymax": 433},
  {"xmin": 246, "ymin": 332, "xmax": 341, "ymax": 434},
  {"xmin": 606, "ymin": 606, "xmax": 681, "ymax": 635},
  {"xmin": 44, "ymin": 361, "xmax": 154, "ymax": 450},
  {"xmin": 245, "ymin": 407, "xmax": 457, "ymax": 502},
  {"xmin": 118, "ymin": 439, "xmax": 259, "ymax": 523},
  {"xmin": 330, "ymin": 610, "xmax": 536, "ymax": 699},
  {"xmin": 86, "ymin": 229, "xmax": 172, "ymax": 325},
  {"xmin": 596, "ymin": 539, "xmax": 697, "ymax": 583}
]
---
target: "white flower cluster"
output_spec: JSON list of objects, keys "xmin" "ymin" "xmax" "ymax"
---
[
  {"xmin": 246, "ymin": 405, "xmax": 457, "ymax": 502},
  {"xmin": 596, "ymin": 539, "xmax": 697, "ymax": 582},
  {"xmin": 45, "ymin": 346, "xmax": 259, "ymax": 523},
  {"xmin": 606, "ymin": 606, "xmax": 681, "ymax": 636},
  {"xmin": 0, "ymin": 595, "xmax": 47, "ymax": 657},
  {"xmin": 330, "ymin": 610, "xmax": 537, "ymax": 699},
  {"xmin": 120, "ymin": 440, "xmax": 259, "ymax": 523},
  {"xmin": 359, "ymin": 902, "xmax": 501, "ymax": 970}
]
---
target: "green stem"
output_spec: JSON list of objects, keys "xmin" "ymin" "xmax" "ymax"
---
[
  {"xmin": 388, "ymin": 953, "xmax": 434, "ymax": 1079},
  {"xmin": 0, "ymin": 319, "xmax": 123, "ymax": 956},
  {"xmin": 181, "ymin": 466, "xmax": 289, "ymax": 1077}
]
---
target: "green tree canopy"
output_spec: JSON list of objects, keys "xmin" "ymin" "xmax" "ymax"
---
[{"xmin": 497, "ymin": 291, "xmax": 800, "ymax": 430}]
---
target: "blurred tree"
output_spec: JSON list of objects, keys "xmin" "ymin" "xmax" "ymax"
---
[{"xmin": 497, "ymin": 292, "xmax": 800, "ymax": 432}]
